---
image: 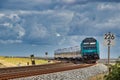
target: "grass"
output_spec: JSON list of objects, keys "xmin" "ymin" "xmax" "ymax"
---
[
  {"xmin": 0, "ymin": 56, "xmax": 49, "ymax": 67},
  {"xmin": 89, "ymin": 62, "xmax": 120, "ymax": 80},
  {"xmin": 88, "ymin": 74, "xmax": 106, "ymax": 80},
  {"xmin": 0, "ymin": 63, "xmax": 5, "ymax": 67}
]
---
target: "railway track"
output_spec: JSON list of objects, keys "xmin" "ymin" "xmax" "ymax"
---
[{"xmin": 0, "ymin": 62, "xmax": 96, "ymax": 80}]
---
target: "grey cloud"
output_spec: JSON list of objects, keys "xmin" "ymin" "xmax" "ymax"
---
[
  {"xmin": 1, "ymin": 0, "xmax": 120, "ymax": 11},
  {"xmin": 0, "ymin": 13, "xmax": 25, "ymax": 43},
  {"xmin": 28, "ymin": 24, "xmax": 48, "ymax": 39},
  {"xmin": 0, "ymin": 2, "xmax": 120, "ymax": 46},
  {"xmin": 1, "ymin": 10, "xmax": 73, "ymax": 45}
]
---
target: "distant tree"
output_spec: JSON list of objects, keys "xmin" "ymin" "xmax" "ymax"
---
[{"xmin": 104, "ymin": 62, "xmax": 120, "ymax": 80}]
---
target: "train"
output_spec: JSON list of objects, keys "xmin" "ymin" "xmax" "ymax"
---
[{"xmin": 54, "ymin": 37, "xmax": 100, "ymax": 63}]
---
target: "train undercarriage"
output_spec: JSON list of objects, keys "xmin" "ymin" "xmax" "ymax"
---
[{"xmin": 54, "ymin": 56, "xmax": 98, "ymax": 64}]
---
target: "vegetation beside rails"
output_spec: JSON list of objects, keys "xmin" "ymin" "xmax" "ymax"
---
[
  {"xmin": 89, "ymin": 60, "xmax": 120, "ymax": 80},
  {"xmin": 89, "ymin": 73, "xmax": 105, "ymax": 80},
  {"xmin": 104, "ymin": 60, "xmax": 120, "ymax": 80},
  {"xmin": 0, "ymin": 56, "xmax": 49, "ymax": 66}
]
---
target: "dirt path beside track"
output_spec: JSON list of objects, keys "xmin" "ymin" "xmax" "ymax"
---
[
  {"xmin": 0, "ymin": 60, "xmax": 16, "ymax": 67},
  {"xmin": 0, "ymin": 63, "xmax": 6, "ymax": 68}
]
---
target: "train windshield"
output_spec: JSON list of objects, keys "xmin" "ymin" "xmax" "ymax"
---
[
  {"xmin": 83, "ymin": 42, "xmax": 96, "ymax": 46},
  {"xmin": 83, "ymin": 42, "xmax": 96, "ymax": 49}
]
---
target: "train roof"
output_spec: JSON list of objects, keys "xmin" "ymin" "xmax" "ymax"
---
[{"xmin": 82, "ymin": 37, "xmax": 96, "ymax": 42}]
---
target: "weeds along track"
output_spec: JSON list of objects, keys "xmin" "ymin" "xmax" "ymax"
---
[{"xmin": 0, "ymin": 62, "xmax": 96, "ymax": 80}]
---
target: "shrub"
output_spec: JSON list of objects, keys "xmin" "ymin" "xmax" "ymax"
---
[{"xmin": 104, "ymin": 61, "xmax": 120, "ymax": 80}]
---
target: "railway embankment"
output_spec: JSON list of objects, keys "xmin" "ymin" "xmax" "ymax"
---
[
  {"xmin": 0, "ymin": 63, "xmax": 5, "ymax": 68},
  {"xmin": 13, "ymin": 63, "xmax": 108, "ymax": 80}
]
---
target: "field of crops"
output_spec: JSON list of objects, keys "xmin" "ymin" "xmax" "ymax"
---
[{"xmin": 0, "ymin": 56, "xmax": 49, "ymax": 67}]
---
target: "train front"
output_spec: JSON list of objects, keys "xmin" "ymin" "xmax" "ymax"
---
[{"xmin": 81, "ymin": 37, "xmax": 99, "ymax": 63}]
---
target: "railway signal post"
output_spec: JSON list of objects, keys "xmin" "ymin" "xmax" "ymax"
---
[
  {"xmin": 30, "ymin": 54, "xmax": 35, "ymax": 65},
  {"xmin": 45, "ymin": 52, "xmax": 48, "ymax": 61},
  {"xmin": 104, "ymin": 32, "xmax": 115, "ymax": 72}
]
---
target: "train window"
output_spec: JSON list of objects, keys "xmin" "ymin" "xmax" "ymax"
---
[
  {"xmin": 83, "ymin": 42, "xmax": 96, "ymax": 46},
  {"xmin": 91, "ymin": 47, "xmax": 96, "ymax": 49},
  {"xmin": 90, "ymin": 42, "xmax": 96, "ymax": 44},
  {"xmin": 83, "ymin": 42, "xmax": 89, "ymax": 44},
  {"xmin": 83, "ymin": 44, "xmax": 96, "ymax": 47},
  {"xmin": 83, "ymin": 47, "xmax": 96, "ymax": 49}
]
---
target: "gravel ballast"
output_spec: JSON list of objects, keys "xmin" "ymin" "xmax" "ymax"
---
[{"xmin": 12, "ymin": 64, "xmax": 108, "ymax": 80}]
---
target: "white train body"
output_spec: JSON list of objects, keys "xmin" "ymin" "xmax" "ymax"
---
[{"xmin": 55, "ymin": 51, "xmax": 81, "ymax": 58}]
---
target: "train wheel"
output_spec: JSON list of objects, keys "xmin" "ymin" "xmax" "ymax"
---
[{"xmin": 92, "ymin": 61, "xmax": 96, "ymax": 63}]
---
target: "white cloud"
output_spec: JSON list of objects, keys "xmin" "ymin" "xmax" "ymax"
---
[
  {"xmin": 97, "ymin": 3, "xmax": 114, "ymax": 10},
  {"xmin": 0, "ymin": 10, "xmax": 74, "ymax": 45},
  {"xmin": 95, "ymin": 15, "xmax": 120, "ymax": 29},
  {"xmin": 97, "ymin": 3, "xmax": 120, "ymax": 10},
  {"xmin": 29, "ymin": 24, "xmax": 48, "ymax": 39},
  {"xmin": 14, "ymin": 25, "xmax": 25, "ymax": 39},
  {"xmin": 0, "ymin": 24, "xmax": 25, "ymax": 40},
  {"xmin": 0, "ymin": 13, "xmax": 5, "ymax": 18},
  {"xmin": 2, "ymin": 22, "xmax": 10, "ymax": 26},
  {"xmin": 59, "ymin": 35, "xmax": 87, "ymax": 46},
  {"xmin": 18, "ymin": 9, "xmax": 74, "ymax": 38},
  {"xmin": 7, "ymin": 13, "xmax": 20, "ymax": 22},
  {"xmin": 19, "ymin": 10, "xmax": 74, "ymax": 20},
  {"xmin": 7, "ymin": 0, "xmax": 52, "ymax": 6},
  {"xmin": 61, "ymin": 0, "xmax": 76, "ymax": 4},
  {"xmin": 56, "ymin": 33, "xmax": 61, "ymax": 37},
  {"xmin": 33, "ymin": 0, "xmax": 52, "ymax": 4},
  {"xmin": 70, "ymin": 12, "xmax": 89, "ymax": 25},
  {"xmin": 0, "ymin": 23, "xmax": 12, "ymax": 28},
  {"xmin": 0, "ymin": 13, "xmax": 25, "ymax": 40},
  {"xmin": 0, "ymin": 2, "xmax": 119, "ymax": 46},
  {"xmin": 19, "ymin": 10, "xmax": 54, "ymax": 15},
  {"xmin": 0, "ymin": 40, "xmax": 22, "ymax": 44}
]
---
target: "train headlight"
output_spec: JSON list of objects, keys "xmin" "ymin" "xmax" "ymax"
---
[
  {"xmin": 84, "ymin": 56, "xmax": 87, "ymax": 58},
  {"xmin": 94, "ymin": 54, "xmax": 97, "ymax": 57}
]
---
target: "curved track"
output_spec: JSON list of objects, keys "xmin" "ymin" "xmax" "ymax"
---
[{"xmin": 0, "ymin": 62, "xmax": 96, "ymax": 80}]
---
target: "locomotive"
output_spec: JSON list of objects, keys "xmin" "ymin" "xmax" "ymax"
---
[
  {"xmin": 54, "ymin": 37, "xmax": 99, "ymax": 63},
  {"xmin": 81, "ymin": 37, "xmax": 99, "ymax": 63}
]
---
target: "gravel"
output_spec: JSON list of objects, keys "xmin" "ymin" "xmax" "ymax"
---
[{"xmin": 12, "ymin": 64, "xmax": 108, "ymax": 80}]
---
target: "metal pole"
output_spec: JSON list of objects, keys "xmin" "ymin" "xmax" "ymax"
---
[
  {"xmin": 45, "ymin": 52, "xmax": 48, "ymax": 61},
  {"xmin": 108, "ymin": 45, "xmax": 110, "ymax": 65},
  {"xmin": 108, "ymin": 32, "xmax": 111, "ymax": 73},
  {"xmin": 108, "ymin": 45, "xmax": 111, "ymax": 72},
  {"xmin": 104, "ymin": 32, "xmax": 115, "ymax": 73}
]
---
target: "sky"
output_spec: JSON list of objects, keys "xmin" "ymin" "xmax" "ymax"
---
[{"xmin": 0, "ymin": 0, "xmax": 120, "ymax": 58}]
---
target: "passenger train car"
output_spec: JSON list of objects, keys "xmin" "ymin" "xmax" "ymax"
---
[{"xmin": 54, "ymin": 37, "xmax": 99, "ymax": 63}]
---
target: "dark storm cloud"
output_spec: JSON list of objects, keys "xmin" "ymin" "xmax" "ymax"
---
[{"xmin": 0, "ymin": 0, "xmax": 120, "ymax": 11}]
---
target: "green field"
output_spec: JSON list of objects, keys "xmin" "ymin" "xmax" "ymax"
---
[{"xmin": 0, "ymin": 56, "xmax": 49, "ymax": 67}]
